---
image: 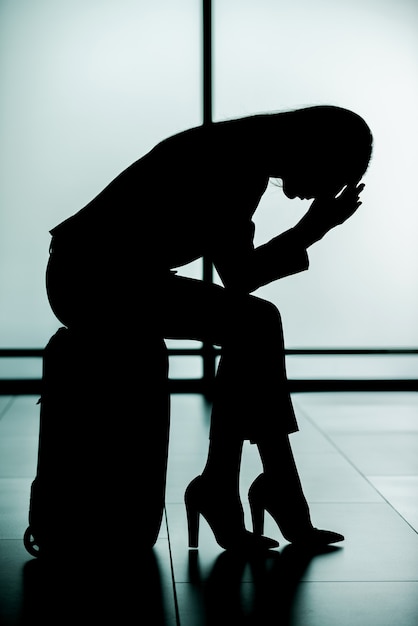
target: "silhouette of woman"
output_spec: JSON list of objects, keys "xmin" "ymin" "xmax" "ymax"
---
[{"xmin": 46, "ymin": 105, "xmax": 373, "ymax": 551}]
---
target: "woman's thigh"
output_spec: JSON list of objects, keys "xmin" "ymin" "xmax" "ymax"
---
[
  {"xmin": 160, "ymin": 274, "xmax": 280, "ymax": 347},
  {"xmin": 46, "ymin": 247, "xmax": 280, "ymax": 348},
  {"xmin": 160, "ymin": 275, "xmax": 241, "ymax": 344}
]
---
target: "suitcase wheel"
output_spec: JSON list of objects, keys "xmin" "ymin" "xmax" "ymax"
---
[{"xmin": 24, "ymin": 526, "xmax": 41, "ymax": 558}]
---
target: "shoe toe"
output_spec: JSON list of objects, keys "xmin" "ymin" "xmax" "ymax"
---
[
  {"xmin": 310, "ymin": 529, "xmax": 344, "ymax": 544},
  {"xmin": 228, "ymin": 531, "xmax": 279, "ymax": 551},
  {"xmin": 293, "ymin": 528, "xmax": 344, "ymax": 546}
]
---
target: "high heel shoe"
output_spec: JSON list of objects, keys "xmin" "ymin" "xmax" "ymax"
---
[
  {"xmin": 248, "ymin": 474, "xmax": 344, "ymax": 546},
  {"xmin": 184, "ymin": 475, "xmax": 279, "ymax": 551}
]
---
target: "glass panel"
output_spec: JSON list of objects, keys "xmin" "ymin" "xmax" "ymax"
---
[
  {"xmin": 0, "ymin": 0, "xmax": 201, "ymax": 347},
  {"xmin": 174, "ymin": 258, "xmax": 203, "ymax": 280},
  {"xmin": 0, "ymin": 358, "xmax": 42, "ymax": 380},
  {"xmin": 165, "ymin": 339, "xmax": 203, "ymax": 350},
  {"xmin": 286, "ymin": 354, "xmax": 418, "ymax": 380},
  {"xmin": 169, "ymin": 356, "xmax": 203, "ymax": 379},
  {"xmin": 214, "ymin": 0, "xmax": 418, "ymax": 347}
]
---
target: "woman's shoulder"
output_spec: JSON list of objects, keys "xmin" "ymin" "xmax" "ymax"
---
[
  {"xmin": 153, "ymin": 116, "xmax": 261, "ymax": 149},
  {"xmin": 149, "ymin": 117, "xmax": 262, "ymax": 171}
]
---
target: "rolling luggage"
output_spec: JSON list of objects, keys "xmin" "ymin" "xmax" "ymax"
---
[{"xmin": 24, "ymin": 326, "xmax": 170, "ymax": 558}]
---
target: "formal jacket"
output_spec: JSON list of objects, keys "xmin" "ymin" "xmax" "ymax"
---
[{"xmin": 50, "ymin": 119, "xmax": 309, "ymax": 294}]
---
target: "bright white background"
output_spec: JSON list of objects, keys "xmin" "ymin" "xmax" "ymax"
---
[
  {"xmin": 0, "ymin": 0, "xmax": 417, "ymax": 351},
  {"xmin": 214, "ymin": 0, "xmax": 418, "ymax": 347},
  {"xmin": 0, "ymin": 0, "xmax": 201, "ymax": 346}
]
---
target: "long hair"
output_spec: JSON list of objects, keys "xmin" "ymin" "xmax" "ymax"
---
[{"xmin": 283, "ymin": 105, "xmax": 373, "ymax": 183}]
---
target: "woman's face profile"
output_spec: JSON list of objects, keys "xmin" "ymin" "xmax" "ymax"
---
[
  {"xmin": 281, "ymin": 154, "xmax": 352, "ymax": 201},
  {"xmin": 282, "ymin": 171, "xmax": 346, "ymax": 201}
]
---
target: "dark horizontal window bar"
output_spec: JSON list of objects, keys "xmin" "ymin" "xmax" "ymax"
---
[
  {"xmin": 0, "ymin": 378, "xmax": 416, "ymax": 396},
  {"xmin": 167, "ymin": 348, "xmax": 418, "ymax": 356},
  {"xmin": 1, "ymin": 348, "xmax": 417, "ymax": 357},
  {"xmin": 169, "ymin": 379, "xmax": 418, "ymax": 393},
  {"xmin": 0, "ymin": 347, "xmax": 417, "ymax": 395}
]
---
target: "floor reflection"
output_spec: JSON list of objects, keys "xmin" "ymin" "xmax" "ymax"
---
[
  {"xmin": 188, "ymin": 544, "xmax": 342, "ymax": 625},
  {"xmin": 21, "ymin": 549, "xmax": 170, "ymax": 625}
]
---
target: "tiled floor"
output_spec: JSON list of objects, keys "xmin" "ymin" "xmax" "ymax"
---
[{"xmin": 0, "ymin": 392, "xmax": 418, "ymax": 624}]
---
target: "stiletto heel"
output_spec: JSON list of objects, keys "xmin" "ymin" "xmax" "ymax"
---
[
  {"xmin": 248, "ymin": 474, "xmax": 344, "ymax": 546},
  {"xmin": 249, "ymin": 489, "xmax": 265, "ymax": 536},
  {"xmin": 184, "ymin": 475, "xmax": 279, "ymax": 551},
  {"xmin": 185, "ymin": 490, "xmax": 200, "ymax": 548}
]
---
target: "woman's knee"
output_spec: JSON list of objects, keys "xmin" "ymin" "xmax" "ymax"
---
[
  {"xmin": 238, "ymin": 296, "xmax": 284, "ymax": 348},
  {"xmin": 247, "ymin": 295, "xmax": 282, "ymax": 328}
]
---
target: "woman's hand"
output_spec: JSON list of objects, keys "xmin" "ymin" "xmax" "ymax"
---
[
  {"xmin": 293, "ymin": 182, "xmax": 365, "ymax": 248},
  {"xmin": 310, "ymin": 182, "xmax": 365, "ymax": 227}
]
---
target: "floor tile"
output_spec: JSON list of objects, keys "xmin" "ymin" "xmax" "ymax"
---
[
  {"xmin": 289, "ymin": 451, "xmax": 384, "ymax": 503},
  {"xmin": 0, "ymin": 540, "xmax": 32, "ymax": 626},
  {"xmin": 316, "ymin": 404, "xmax": 418, "ymax": 433},
  {"xmin": 168, "ymin": 395, "xmax": 211, "ymax": 456},
  {"xmin": 167, "ymin": 501, "xmax": 418, "ymax": 584},
  {"xmin": 287, "ymin": 412, "xmax": 337, "ymax": 453},
  {"xmin": 0, "ymin": 397, "xmax": 39, "ymax": 479},
  {"xmin": 0, "ymin": 437, "xmax": 38, "ymax": 478},
  {"xmin": 0, "ymin": 537, "xmax": 178, "ymax": 626},
  {"xmin": 177, "ymin": 579, "xmax": 418, "ymax": 626},
  {"xmin": 293, "ymin": 502, "xmax": 418, "ymax": 582},
  {"xmin": 367, "ymin": 476, "xmax": 418, "ymax": 532},
  {"xmin": 328, "ymin": 433, "xmax": 418, "ymax": 475},
  {"xmin": 294, "ymin": 392, "xmax": 418, "ymax": 408},
  {"xmin": 0, "ymin": 479, "xmax": 32, "ymax": 539},
  {"xmin": 238, "ymin": 446, "xmax": 383, "ymax": 505},
  {"xmin": 166, "ymin": 394, "xmax": 212, "ymax": 504},
  {"xmin": 293, "ymin": 392, "xmax": 418, "ymax": 433},
  {"xmin": 288, "ymin": 581, "xmax": 418, "ymax": 626},
  {"xmin": 166, "ymin": 456, "xmax": 208, "ymax": 504},
  {"xmin": 166, "ymin": 503, "xmax": 226, "ymax": 583},
  {"xmin": 148, "ymin": 537, "xmax": 179, "ymax": 626},
  {"xmin": 0, "ymin": 396, "xmax": 40, "ymax": 438}
]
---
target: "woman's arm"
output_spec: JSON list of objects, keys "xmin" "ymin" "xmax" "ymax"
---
[
  {"xmin": 212, "ymin": 183, "xmax": 364, "ymax": 294},
  {"xmin": 291, "ymin": 183, "xmax": 365, "ymax": 248},
  {"xmin": 213, "ymin": 222, "xmax": 309, "ymax": 294}
]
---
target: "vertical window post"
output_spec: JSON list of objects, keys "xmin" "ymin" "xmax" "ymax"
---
[
  {"xmin": 203, "ymin": 0, "xmax": 213, "ymax": 127},
  {"xmin": 202, "ymin": 0, "xmax": 216, "ymax": 397}
]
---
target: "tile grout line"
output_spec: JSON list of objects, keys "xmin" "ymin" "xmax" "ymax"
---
[
  {"xmin": 294, "ymin": 579, "xmax": 418, "ymax": 584},
  {"xmin": 361, "ymin": 476, "xmax": 418, "ymax": 537},
  {"xmin": 163, "ymin": 505, "xmax": 182, "ymax": 625},
  {"xmin": 0, "ymin": 396, "xmax": 15, "ymax": 422},
  {"xmin": 294, "ymin": 398, "xmax": 418, "ymax": 536}
]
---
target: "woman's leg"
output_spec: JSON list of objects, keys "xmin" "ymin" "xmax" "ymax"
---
[
  {"xmin": 162, "ymin": 274, "xmax": 293, "ymax": 547},
  {"xmin": 161, "ymin": 275, "xmax": 297, "ymax": 486},
  {"xmin": 250, "ymin": 435, "xmax": 344, "ymax": 544},
  {"xmin": 161, "ymin": 275, "xmax": 335, "ymax": 544},
  {"xmin": 256, "ymin": 435, "xmax": 312, "ymax": 537}
]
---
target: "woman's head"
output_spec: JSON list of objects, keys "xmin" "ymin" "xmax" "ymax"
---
[{"xmin": 277, "ymin": 105, "xmax": 373, "ymax": 200}]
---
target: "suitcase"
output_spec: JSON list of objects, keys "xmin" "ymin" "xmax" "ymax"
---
[{"xmin": 24, "ymin": 327, "xmax": 170, "ymax": 558}]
